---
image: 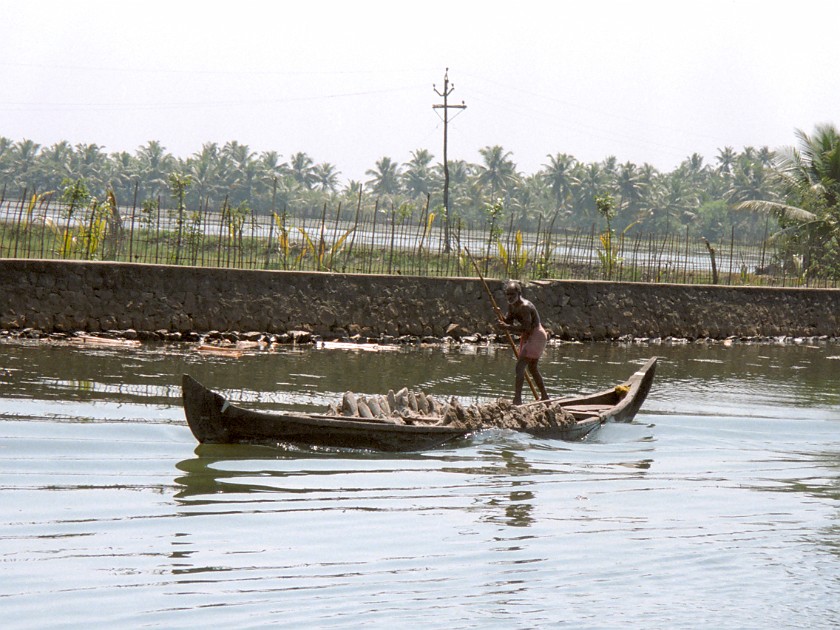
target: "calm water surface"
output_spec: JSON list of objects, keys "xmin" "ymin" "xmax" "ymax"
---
[{"xmin": 1, "ymin": 340, "xmax": 838, "ymax": 629}]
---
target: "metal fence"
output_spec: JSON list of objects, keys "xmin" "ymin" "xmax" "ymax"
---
[{"xmin": 0, "ymin": 196, "xmax": 834, "ymax": 288}]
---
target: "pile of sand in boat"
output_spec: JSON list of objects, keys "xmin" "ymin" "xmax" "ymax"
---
[{"xmin": 328, "ymin": 387, "xmax": 577, "ymax": 431}]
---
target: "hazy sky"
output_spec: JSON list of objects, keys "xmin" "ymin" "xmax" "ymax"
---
[{"xmin": 2, "ymin": 0, "xmax": 838, "ymax": 183}]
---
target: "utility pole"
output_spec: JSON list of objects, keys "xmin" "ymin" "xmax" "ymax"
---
[{"xmin": 433, "ymin": 68, "xmax": 466, "ymax": 253}]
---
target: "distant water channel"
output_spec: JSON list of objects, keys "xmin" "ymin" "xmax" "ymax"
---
[{"xmin": 1, "ymin": 339, "xmax": 838, "ymax": 629}]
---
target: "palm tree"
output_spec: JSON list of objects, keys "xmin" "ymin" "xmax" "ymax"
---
[
  {"xmin": 736, "ymin": 124, "xmax": 840, "ymax": 279},
  {"xmin": 313, "ymin": 162, "xmax": 341, "ymax": 193},
  {"xmin": 107, "ymin": 150, "xmax": 136, "ymax": 203},
  {"xmin": 220, "ymin": 141, "xmax": 257, "ymax": 206},
  {"xmin": 135, "ymin": 140, "xmax": 175, "ymax": 200},
  {"xmin": 726, "ymin": 156, "xmax": 775, "ymax": 204},
  {"xmin": 437, "ymin": 158, "xmax": 475, "ymax": 221},
  {"xmin": 365, "ymin": 156, "xmax": 401, "ymax": 196},
  {"xmin": 70, "ymin": 143, "xmax": 112, "ymax": 197},
  {"xmin": 649, "ymin": 172, "xmax": 696, "ymax": 233},
  {"xmin": 187, "ymin": 142, "xmax": 221, "ymax": 207},
  {"xmin": 600, "ymin": 155, "xmax": 618, "ymax": 183},
  {"xmin": 573, "ymin": 162, "xmax": 605, "ymax": 225},
  {"xmin": 757, "ymin": 146, "xmax": 775, "ymax": 168},
  {"xmin": 716, "ymin": 146, "xmax": 737, "ymax": 175},
  {"xmin": 256, "ymin": 151, "xmax": 296, "ymax": 213},
  {"xmin": 402, "ymin": 149, "xmax": 436, "ymax": 199},
  {"xmin": 258, "ymin": 150, "xmax": 286, "ymax": 183},
  {"xmin": 541, "ymin": 153, "xmax": 578, "ymax": 212},
  {"xmin": 340, "ymin": 179, "xmax": 364, "ymax": 205},
  {"xmin": 288, "ymin": 152, "xmax": 316, "ymax": 190},
  {"xmin": 38, "ymin": 141, "xmax": 74, "ymax": 191},
  {"xmin": 680, "ymin": 153, "xmax": 709, "ymax": 190},
  {"xmin": 635, "ymin": 163, "xmax": 660, "ymax": 217},
  {"xmin": 720, "ymin": 157, "xmax": 777, "ymax": 240},
  {"xmin": 509, "ymin": 173, "xmax": 546, "ymax": 229},
  {"xmin": 0, "ymin": 136, "xmax": 13, "ymax": 188},
  {"xmin": 11, "ymin": 139, "xmax": 41, "ymax": 190},
  {"xmin": 614, "ymin": 161, "xmax": 644, "ymax": 228},
  {"xmin": 475, "ymin": 145, "xmax": 518, "ymax": 200}
]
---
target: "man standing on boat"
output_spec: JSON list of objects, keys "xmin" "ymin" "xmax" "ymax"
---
[{"xmin": 498, "ymin": 280, "xmax": 550, "ymax": 405}]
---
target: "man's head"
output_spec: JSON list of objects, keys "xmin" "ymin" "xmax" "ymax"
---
[{"xmin": 504, "ymin": 280, "xmax": 522, "ymax": 304}]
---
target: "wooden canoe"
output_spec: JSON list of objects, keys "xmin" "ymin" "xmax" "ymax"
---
[
  {"xmin": 181, "ymin": 357, "xmax": 657, "ymax": 452},
  {"xmin": 181, "ymin": 374, "xmax": 471, "ymax": 452}
]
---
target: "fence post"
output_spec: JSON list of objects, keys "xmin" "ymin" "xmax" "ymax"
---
[{"xmin": 728, "ymin": 225, "xmax": 735, "ymax": 285}]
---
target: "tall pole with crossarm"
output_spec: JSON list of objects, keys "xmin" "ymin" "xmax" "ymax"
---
[{"xmin": 433, "ymin": 68, "xmax": 466, "ymax": 253}]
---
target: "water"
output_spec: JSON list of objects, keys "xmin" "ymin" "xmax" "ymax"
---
[{"xmin": 1, "ymin": 340, "xmax": 838, "ymax": 628}]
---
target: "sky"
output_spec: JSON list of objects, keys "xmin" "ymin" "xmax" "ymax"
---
[{"xmin": 2, "ymin": 0, "xmax": 838, "ymax": 184}]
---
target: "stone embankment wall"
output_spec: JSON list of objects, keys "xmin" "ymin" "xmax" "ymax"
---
[{"xmin": 2, "ymin": 260, "xmax": 839, "ymax": 340}]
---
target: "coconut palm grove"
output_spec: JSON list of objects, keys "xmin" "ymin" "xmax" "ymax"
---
[{"xmin": 1, "ymin": 123, "xmax": 838, "ymax": 284}]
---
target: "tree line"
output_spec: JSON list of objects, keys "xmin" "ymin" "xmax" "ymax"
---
[
  {"xmin": 1, "ymin": 125, "xmax": 838, "ymax": 281},
  {"xmin": 1, "ymin": 135, "xmax": 780, "ymax": 240}
]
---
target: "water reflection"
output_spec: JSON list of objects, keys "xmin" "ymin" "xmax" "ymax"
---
[
  {"xmin": 174, "ymin": 445, "xmax": 288, "ymax": 500},
  {"xmin": 174, "ymin": 440, "xmax": 544, "ymax": 529},
  {"xmin": 499, "ymin": 488, "xmax": 536, "ymax": 528},
  {"xmin": 495, "ymin": 450, "xmax": 537, "ymax": 528},
  {"xmin": 173, "ymin": 443, "xmax": 400, "ymax": 501},
  {"xmin": 463, "ymin": 448, "xmax": 539, "ymax": 528}
]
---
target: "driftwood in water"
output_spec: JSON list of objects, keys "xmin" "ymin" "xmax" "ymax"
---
[{"xmin": 69, "ymin": 334, "xmax": 141, "ymax": 349}]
